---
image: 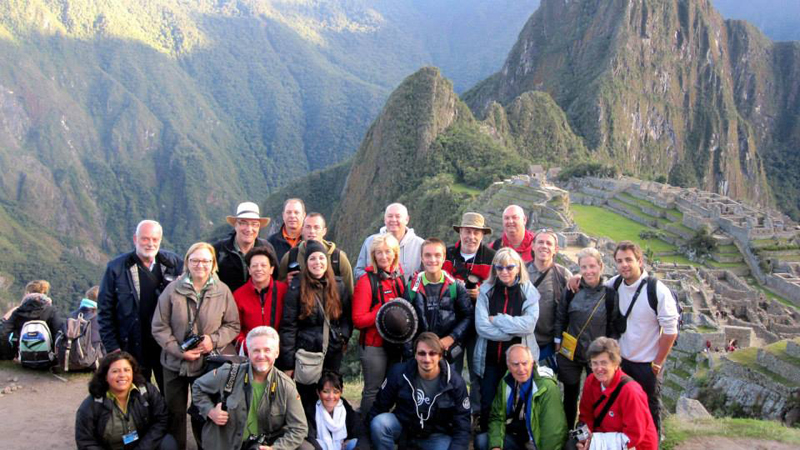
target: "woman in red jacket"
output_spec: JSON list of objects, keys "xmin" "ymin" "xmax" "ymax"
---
[
  {"xmin": 232, "ymin": 246, "xmax": 287, "ymax": 353},
  {"xmin": 352, "ymin": 234, "xmax": 405, "ymax": 417},
  {"xmin": 577, "ymin": 337, "xmax": 658, "ymax": 450}
]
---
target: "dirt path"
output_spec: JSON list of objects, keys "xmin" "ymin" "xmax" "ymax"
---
[
  {"xmin": 0, "ymin": 363, "xmax": 90, "ymax": 450},
  {"xmin": 675, "ymin": 436, "xmax": 800, "ymax": 450}
]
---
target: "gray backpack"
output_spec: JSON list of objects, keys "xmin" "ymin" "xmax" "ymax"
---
[{"xmin": 55, "ymin": 312, "xmax": 103, "ymax": 371}]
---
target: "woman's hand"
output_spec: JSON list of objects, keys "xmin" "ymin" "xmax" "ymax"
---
[
  {"xmin": 285, "ymin": 369, "xmax": 294, "ymax": 378},
  {"xmin": 575, "ymin": 434, "xmax": 592, "ymax": 450},
  {"xmin": 199, "ymin": 335, "xmax": 214, "ymax": 353},
  {"xmin": 183, "ymin": 348, "xmax": 203, "ymax": 361},
  {"xmin": 555, "ymin": 343, "xmax": 561, "ymax": 352}
]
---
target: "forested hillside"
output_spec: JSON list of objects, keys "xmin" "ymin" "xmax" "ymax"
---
[{"xmin": 0, "ymin": 0, "xmax": 538, "ymax": 310}]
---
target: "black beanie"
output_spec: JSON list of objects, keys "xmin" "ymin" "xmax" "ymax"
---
[{"xmin": 304, "ymin": 240, "xmax": 327, "ymax": 264}]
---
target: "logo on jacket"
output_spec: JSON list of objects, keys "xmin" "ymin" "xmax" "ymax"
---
[
  {"xmin": 463, "ymin": 398, "xmax": 470, "ymax": 410},
  {"xmin": 415, "ymin": 389, "xmax": 431, "ymax": 406}
]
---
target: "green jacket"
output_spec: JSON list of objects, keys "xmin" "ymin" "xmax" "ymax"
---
[
  {"xmin": 488, "ymin": 367, "xmax": 568, "ymax": 450},
  {"xmin": 192, "ymin": 363, "xmax": 308, "ymax": 450}
]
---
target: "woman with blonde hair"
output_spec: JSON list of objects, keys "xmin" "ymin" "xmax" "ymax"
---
[
  {"xmin": 473, "ymin": 247, "xmax": 540, "ymax": 433},
  {"xmin": 351, "ymin": 233, "xmax": 405, "ymax": 416},
  {"xmin": 554, "ymin": 247, "xmax": 619, "ymax": 428},
  {"xmin": 152, "ymin": 242, "xmax": 240, "ymax": 450}
]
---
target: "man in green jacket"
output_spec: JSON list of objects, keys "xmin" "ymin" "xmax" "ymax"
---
[
  {"xmin": 192, "ymin": 326, "xmax": 312, "ymax": 450},
  {"xmin": 476, "ymin": 344, "xmax": 568, "ymax": 450}
]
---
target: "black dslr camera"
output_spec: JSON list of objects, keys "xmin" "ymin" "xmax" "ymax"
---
[
  {"xmin": 181, "ymin": 333, "xmax": 203, "ymax": 352},
  {"xmin": 464, "ymin": 274, "xmax": 481, "ymax": 290},
  {"xmin": 242, "ymin": 434, "xmax": 270, "ymax": 450}
]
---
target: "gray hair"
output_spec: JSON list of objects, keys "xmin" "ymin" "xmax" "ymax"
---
[
  {"xmin": 384, "ymin": 203, "xmax": 409, "ymax": 217},
  {"xmin": 135, "ymin": 220, "xmax": 162, "ymax": 237},
  {"xmin": 488, "ymin": 248, "xmax": 531, "ymax": 285},
  {"xmin": 246, "ymin": 326, "xmax": 280, "ymax": 351},
  {"xmin": 586, "ymin": 337, "xmax": 622, "ymax": 365},
  {"xmin": 576, "ymin": 247, "xmax": 604, "ymax": 268},
  {"xmin": 506, "ymin": 343, "xmax": 534, "ymax": 362}
]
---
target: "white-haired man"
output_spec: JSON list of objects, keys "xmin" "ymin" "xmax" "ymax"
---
[
  {"xmin": 98, "ymin": 220, "xmax": 183, "ymax": 391},
  {"xmin": 355, "ymin": 203, "xmax": 424, "ymax": 282},
  {"xmin": 193, "ymin": 326, "xmax": 312, "ymax": 449}
]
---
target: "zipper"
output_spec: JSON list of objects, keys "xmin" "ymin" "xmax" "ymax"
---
[{"xmin": 498, "ymin": 287, "xmax": 510, "ymax": 361}]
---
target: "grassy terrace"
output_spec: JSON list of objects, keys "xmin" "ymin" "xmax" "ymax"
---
[
  {"xmin": 726, "ymin": 347, "xmax": 799, "ymax": 387},
  {"xmin": 571, "ymin": 204, "xmax": 676, "ymax": 253},
  {"xmin": 451, "ymin": 182, "xmax": 482, "ymax": 196},
  {"xmin": 618, "ymin": 192, "xmax": 683, "ymax": 222},
  {"xmin": 745, "ymin": 278, "xmax": 799, "ymax": 311}
]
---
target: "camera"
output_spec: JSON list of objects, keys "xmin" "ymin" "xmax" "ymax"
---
[
  {"xmin": 445, "ymin": 344, "xmax": 463, "ymax": 362},
  {"xmin": 465, "ymin": 274, "xmax": 480, "ymax": 290},
  {"xmin": 569, "ymin": 423, "xmax": 590, "ymax": 442},
  {"xmin": 241, "ymin": 433, "xmax": 270, "ymax": 450},
  {"xmin": 287, "ymin": 261, "xmax": 301, "ymax": 274},
  {"xmin": 181, "ymin": 333, "xmax": 203, "ymax": 352}
]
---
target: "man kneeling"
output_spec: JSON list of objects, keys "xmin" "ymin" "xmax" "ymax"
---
[
  {"xmin": 476, "ymin": 344, "xmax": 568, "ymax": 450},
  {"xmin": 192, "ymin": 326, "xmax": 312, "ymax": 450},
  {"xmin": 368, "ymin": 332, "xmax": 471, "ymax": 450}
]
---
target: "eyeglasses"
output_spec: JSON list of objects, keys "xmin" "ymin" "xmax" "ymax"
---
[
  {"xmin": 189, "ymin": 259, "xmax": 213, "ymax": 266},
  {"xmin": 494, "ymin": 264, "xmax": 518, "ymax": 272},
  {"xmin": 416, "ymin": 351, "xmax": 441, "ymax": 357}
]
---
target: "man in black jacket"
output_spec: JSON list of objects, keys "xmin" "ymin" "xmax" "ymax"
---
[
  {"xmin": 98, "ymin": 220, "xmax": 182, "ymax": 391},
  {"xmin": 212, "ymin": 201, "xmax": 274, "ymax": 292},
  {"xmin": 368, "ymin": 332, "xmax": 471, "ymax": 450}
]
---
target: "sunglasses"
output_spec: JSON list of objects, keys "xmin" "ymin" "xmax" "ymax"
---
[
  {"xmin": 416, "ymin": 351, "xmax": 441, "ymax": 357},
  {"xmin": 494, "ymin": 264, "xmax": 518, "ymax": 272}
]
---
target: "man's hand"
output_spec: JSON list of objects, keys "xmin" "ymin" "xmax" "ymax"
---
[
  {"xmin": 467, "ymin": 287, "xmax": 479, "ymax": 301},
  {"xmin": 183, "ymin": 348, "xmax": 203, "ymax": 361},
  {"xmin": 208, "ymin": 403, "xmax": 229, "ymax": 426},
  {"xmin": 576, "ymin": 434, "xmax": 592, "ymax": 450},
  {"xmin": 651, "ymin": 362, "xmax": 662, "ymax": 377},
  {"xmin": 554, "ymin": 343, "xmax": 561, "ymax": 352},
  {"xmin": 567, "ymin": 274, "xmax": 582, "ymax": 293},
  {"xmin": 286, "ymin": 271, "xmax": 297, "ymax": 286},
  {"xmin": 440, "ymin": 336, "xmax": 455, "ymax": 351},
  {"xmin": 285, "ymin": 369, "xmax": 294, "ymax": 378},
  {"xmin": 199, "ymin": 335, "xmax": 214, "ymax": 353},
  {"xmin": 258, "ymin": 446, "xmax": 272, "ymax": 450}
]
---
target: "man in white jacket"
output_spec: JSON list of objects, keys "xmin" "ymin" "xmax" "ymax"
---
[{"xmin": 354, "ymin": 203, "xmax": 424, "ymax": 283}]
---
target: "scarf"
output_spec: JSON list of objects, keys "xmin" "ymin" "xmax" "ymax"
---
[
  {"xmin": 502, "ymin": 230, "xmax": 534, "ymax": 261},
  {"xmin": 315, "ymin": 399, "xmax": 348, "ymax": 450}
]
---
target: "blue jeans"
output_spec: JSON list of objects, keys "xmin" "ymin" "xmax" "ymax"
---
[
  {"xmin": 370, "ymin": 413, "xmax": 452, "ymax": 450},
  {"xmin": 475, "ymin": 432, "xmax": 527, "ymax": 450}
]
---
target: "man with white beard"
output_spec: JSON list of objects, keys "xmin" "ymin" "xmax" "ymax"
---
[{"xmin": 98, "ymin": 220, "xmax": 183, "ymax": 391}]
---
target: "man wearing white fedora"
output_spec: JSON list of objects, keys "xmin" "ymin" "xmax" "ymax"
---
[{"xmin": 212, "ymin": 202, "xmax": 274, "ymax": 292}]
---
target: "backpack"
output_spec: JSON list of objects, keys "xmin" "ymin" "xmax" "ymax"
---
[
  {"xmin": 55, "ymin": 311, "xmax": 103, "ymax": 372},
  {"xmin": 288, "ymin": 246, "xmax": 342, "ymax": 278},
  {"xmin": 18, "ymin": 320, "xmax": 56, "ymax": 369},
  {"xmin": 612, "ymin": 276, "xmax": 683, "ymax": 340}
]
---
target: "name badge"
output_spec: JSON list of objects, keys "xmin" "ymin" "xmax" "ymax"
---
[{"xmin": 122, "ymin": 430, "xmax": 139, "ymax": 445}]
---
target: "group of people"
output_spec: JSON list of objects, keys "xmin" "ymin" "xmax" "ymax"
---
[{"xmin": 3, "ymin": 196, "xmax": 681, "ymax": 450}]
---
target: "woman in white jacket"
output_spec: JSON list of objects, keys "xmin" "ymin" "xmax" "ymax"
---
[{"xmin": 473, "ymin": 247, "xmax": 540, "ymax": 433}]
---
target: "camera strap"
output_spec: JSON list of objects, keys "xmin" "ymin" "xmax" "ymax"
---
[
  {"xmin": 221, "ymin": 363, "xmax": 241, "ymax": 411},
  {"xmin": 185, "ymin": 288, "xmax": 207, "ymax": 337},
  {"xmin": 592, "ymin": 375, "xmax": 632, "ymax": 429}
]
